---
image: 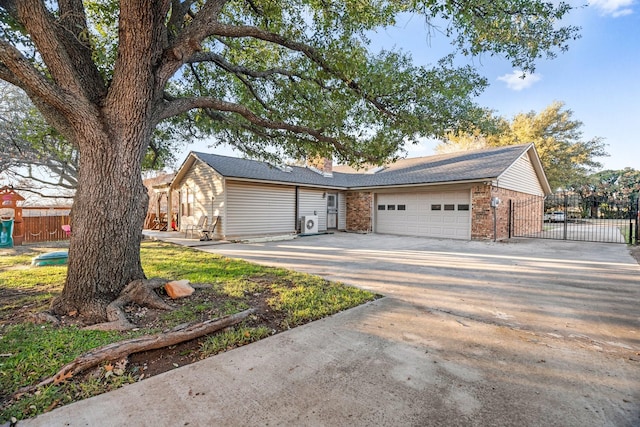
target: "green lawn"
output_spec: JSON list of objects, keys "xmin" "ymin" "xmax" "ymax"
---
[{"xmin": 0, "ymin": 241, "xmax": 377, "ymax": 423}]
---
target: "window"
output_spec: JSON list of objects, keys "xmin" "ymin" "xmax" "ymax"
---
[
  {"xmin": 431, "ymin": 204, "xmax": 441, "ymax": 211},
  {"xmin": 397, "ymin": 205, "xmax": 406, "ymax": 211},
  {"xmin": 444, "ymin": 204, "xmax": 455, "ymax": 211},
  {"xmin": 327, "ymin": 194, "xmax": 337, "ymax": 209},
  {"xmin": 457, "ymin": 204, "xmax": 470, "ymax": 211},
  {"xmin": 387, "ymin": 205, "xmax": 396, "ymax": 210},
  {"xmin": 377, "ymin": 205, "xmax": 386, "ymax": 211}
]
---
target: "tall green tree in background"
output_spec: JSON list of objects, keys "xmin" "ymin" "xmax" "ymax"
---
[
  {"xmin": 0, "ymin": 0, "xmax": 579, "ymax": 323},
  {"xmin": 437, "ymin": 102, "xmax": 608, "ymax": 190},
  {"xmin": 571, "ymin": 168, "xmax": 640, "ymax": 216}
]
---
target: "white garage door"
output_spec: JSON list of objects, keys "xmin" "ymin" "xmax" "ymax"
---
[{"xmin": 375, "ymin": 191, "xmax": 471, "ymax": 239}]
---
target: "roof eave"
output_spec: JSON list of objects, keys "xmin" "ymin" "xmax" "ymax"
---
[
  {"xmin": 348, "ymin": 178, "xmax": 496, "ymax": 191},
  {"xmin": 226, "ymin": 177, "xmax": 348, "ymax": 190},
  {"xmin": 527, "ymin": 145, "xmax": 553, "ymax": 195}
]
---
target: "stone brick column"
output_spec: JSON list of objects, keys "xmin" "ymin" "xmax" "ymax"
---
[
  {"xmin": 346, "ymin": 191, "xmax": 372, "ymax": 233},
  {"xmin": 472, "ymin": 184, "xmax": 544, "ymax": 240},
  {"xmin": 471, "ymin": 185, "xmax": 493, "ymax": 240}
]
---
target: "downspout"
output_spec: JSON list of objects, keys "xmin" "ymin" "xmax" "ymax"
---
[
  {"xmin": 295, "ymin": 186, "xmax": 300, "ymax": 233},
  {"xmin": 177, "ymin": 190, "xmax": 182, "ymax": 231},
  {"xmin": 492, "ymin": 179, "xmax": 501, "ymax": 241},
  {"xmin": 167, "ymin": 188, "xmax": 173, "ymax": 231}
]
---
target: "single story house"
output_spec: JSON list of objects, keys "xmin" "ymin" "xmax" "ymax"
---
[{"xmin": 168, "ymin": 143, "xmax": 551, "ymax": 241}]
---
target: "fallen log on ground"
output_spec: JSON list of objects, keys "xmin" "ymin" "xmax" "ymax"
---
[{"xmin": 14, "ymin": 308, "xmax": 256, "ymax": 398}]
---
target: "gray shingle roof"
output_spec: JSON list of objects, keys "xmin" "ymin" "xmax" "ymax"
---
[
  {"xmin": 348, "ymin": 144, "xmax": 532, "ymax": 188},
  {"xmin": 191, "ymin": 144, "xmax": 533, "ymax": 189},
  {"xmin": 192, "ymin": 152, "xmax": 353, "ymax": 188}
]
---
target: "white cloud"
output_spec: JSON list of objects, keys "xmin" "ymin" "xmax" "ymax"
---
[
  {"xmin": 589, "ymin": 0, "xmax": 634, "ymax": 17},
  {"xmin": 497, "ymin": 71, "xmax": 542, "ymax": 91}
]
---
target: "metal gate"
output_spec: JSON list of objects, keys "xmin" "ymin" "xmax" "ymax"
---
[{"xmin": 510, "ymin": 193, "xmax": 639, "ymax": 244}]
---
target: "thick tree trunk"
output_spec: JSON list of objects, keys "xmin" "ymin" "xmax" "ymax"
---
[
  {"xmin": 51, "ymin": 126, "xmax": 151, "ymax": 323},
  {"xmin": 28, "ymin": 0, "xmax": 166, "ymax": 323}
]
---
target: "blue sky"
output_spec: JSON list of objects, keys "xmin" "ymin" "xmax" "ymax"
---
[{"xmin": 184, "ymin": 1, "xmax": 640, "ymax": 171}]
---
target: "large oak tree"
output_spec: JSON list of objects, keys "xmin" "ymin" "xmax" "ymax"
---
[{"xmin": 0, "ymin": 0, "xmax": 579, "ymax": 323}]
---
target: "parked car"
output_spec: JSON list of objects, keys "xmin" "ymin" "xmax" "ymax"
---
[{"xmin": 544, "ymin": 211, "xmax": 566, "ymax": 222}]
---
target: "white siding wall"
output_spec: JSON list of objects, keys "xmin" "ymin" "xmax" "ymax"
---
[
  {"xmin": 176, "ymin": 160, "xmax": 225, "ymax": 239},
  {"xmin": 499, "ymin": 153, "xmax": 544, "ymax": 196},
  {"xmin": 225, "ymin": 181, "xmax": 296, "ymax": 237},
  {"xmin": 338, "ymin": 192, "xmax": 347, "ymax": 230},
  {"xmin": 298, "ymin": 188, "xmax": 327, "ymax": 232}
]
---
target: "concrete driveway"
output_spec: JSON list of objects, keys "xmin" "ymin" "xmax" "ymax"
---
[{"xmin": 23, "ymin": 234, "xmax": 640, "ymax": 426}]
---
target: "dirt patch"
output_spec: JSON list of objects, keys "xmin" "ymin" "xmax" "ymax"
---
[
  {"xmin": 125, "ymin": 286, "xmax": 288, "ymax": 378},
  {"xmin": 0, "ymin": 240, "xmax": 70, "ymax": 256}
]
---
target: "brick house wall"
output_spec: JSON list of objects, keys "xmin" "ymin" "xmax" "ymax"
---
[
  {"xmin": 471, "ymin": 185, "xmax": 493, "ymax": 239},
  {"xmin": 471, "ymin": 184, "xmax": 544, "ymax": 240},
  {"xmin": 346, "ymin": 191, "xmax": 372, "ymax": 232}
]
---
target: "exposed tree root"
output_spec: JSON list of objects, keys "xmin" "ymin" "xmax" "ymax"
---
[
  {"xmin": 85, "ymin": 278, "xmax": 174, "ymax": 331},
  {"xmin": 14, "ymin": 308, "xmax": 256, "ymax": 399},
  {"xmin": 29, "ymin": 311, "xmax": 61, "ymax": 325}
]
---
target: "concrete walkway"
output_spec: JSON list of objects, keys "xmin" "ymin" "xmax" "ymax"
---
[{"xmin": 22, "ymin": 234, "xmax": 640, "ymax": 426}]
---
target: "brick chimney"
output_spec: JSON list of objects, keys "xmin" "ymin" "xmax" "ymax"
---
[{"xmin": 307, "ymin": 156, "xmax": 333, "ymax": 174}]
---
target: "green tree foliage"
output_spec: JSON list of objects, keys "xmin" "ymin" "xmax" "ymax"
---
[
  {"xmin": 437, "ymin": 102, "xmax": 608, "ymax": 190},
  {"xmin": 571, "ymin": 168, "xmax": 640, "ymax": 204},
  {"xmin": 0, "ymin": 0, "xmax": 581, "ymax": 320},
  {"xmin": 0, "ymin": 0, "xmax": 580, "ymax": 166}
]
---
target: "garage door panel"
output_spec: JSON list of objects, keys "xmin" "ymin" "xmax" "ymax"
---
[{"xmin": 376, "ymin": 191, "xmax": 470, "ymax": 239}]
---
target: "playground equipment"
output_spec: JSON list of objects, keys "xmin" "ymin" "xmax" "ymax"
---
[
  {"xmin": 31, "ymin": 251, "xmax": 69, "ymax": 266},
  {"xmin": 0, "ymin": 218, "xmax": 13, "ymax": 248},
  {"xmin": 0, "ymin": 186, "xmax": 25, "ymax": 247}
]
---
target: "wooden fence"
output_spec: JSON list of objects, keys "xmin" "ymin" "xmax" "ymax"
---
[{"xmin": 20, "ymin": 207, "xmax": 71, "ymax": 244}]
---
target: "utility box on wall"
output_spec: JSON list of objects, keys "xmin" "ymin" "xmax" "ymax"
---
[{"xmin": 0, "ymin": 186, "xmax": 25, "ymax": 246}]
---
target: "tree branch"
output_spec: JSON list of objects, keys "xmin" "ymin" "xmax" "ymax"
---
[
  {"xmin": 3, "ymin": 179, "xmax": 75, "ymax": 199},
  {"xmin": 187, "ymin": 51, "xmax": 301, "ymax": 80},
  {"xmin": 0, "ymin": 60, "xmax": 22, "ymax": 87},
  {"xmin": 55, "ymin": 0, "xmax": 107, "ymax": 102},
  {"xmin": 14, "ymin": 308, "xmax": 256, "ymax": 397},
  {"xmin": 189, "ymin": 60, "xmax": 273, "ymax": 113},
  {"xmin": 0, "ymin": 40, "xmax": 77, "ymax": 114},
  {"xmin": 156, "ymin": 0, "xmax": 229, "ymax": 88},
  {"xmin": 210, "ymin": 24, "xmax": 395, "ymax": 118},
  {"xmin": 8, "ymin": 165, "xmax": 77, "ymax": 190},
  {"xmin": 13, "ymin": 0, "xmax": 87, "ymax": 99},
  {"xmin": 158, "ymin": 96, "xmax": 358, "ymax": 156}
]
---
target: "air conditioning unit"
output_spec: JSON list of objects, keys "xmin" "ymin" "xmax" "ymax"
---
[{"xmin": 301, "ymin": 215, "xmax": 319, "ymax": 234}]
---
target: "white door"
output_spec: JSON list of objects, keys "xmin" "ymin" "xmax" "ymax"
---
[
  {"xmin": 326, "ymin": 193, "xmax": 337, "ymax": 229},
  {"xmin": 375, "ymin": 191, "xmax": 470, "ymax": 239}
]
